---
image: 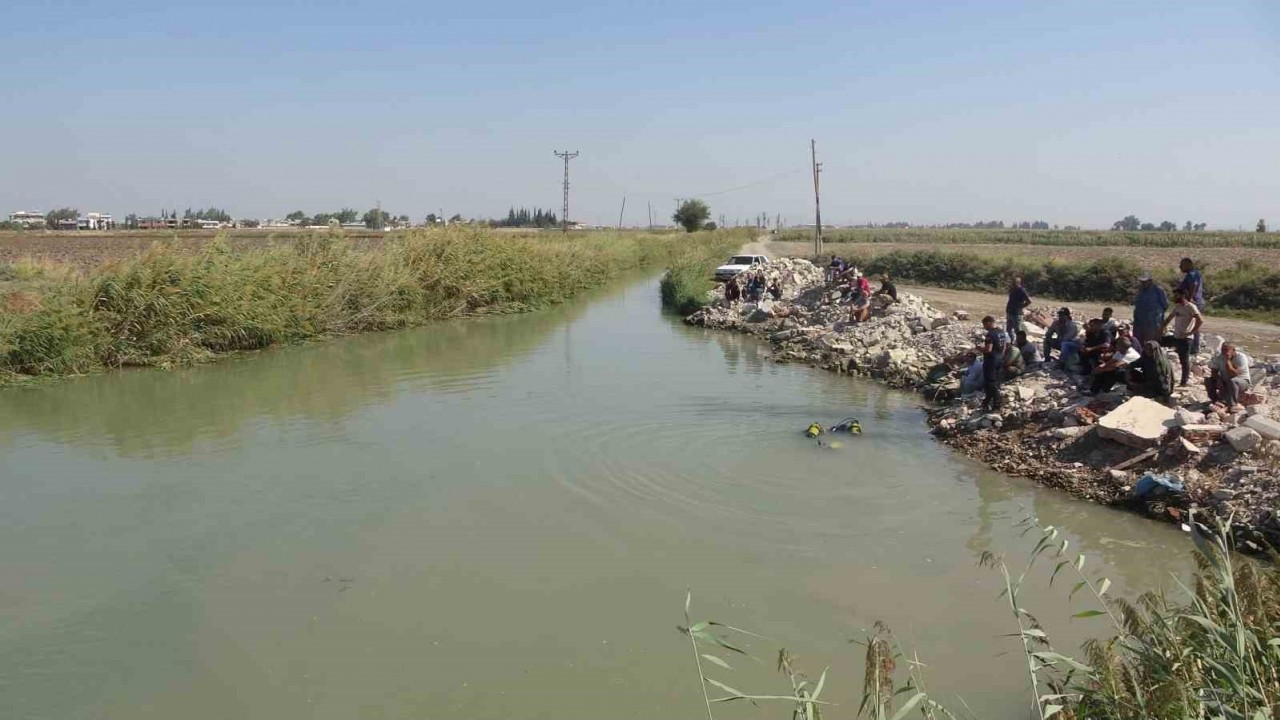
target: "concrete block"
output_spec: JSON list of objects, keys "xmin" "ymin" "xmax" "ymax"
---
[
  {"xmin": 1097, "ymin": 396, "xmax": 1176, "ymax": 448},
  {"xmin": 1243, "ymin": 415, "xmax": 1280, "ymax": 441},
  {"xmin": 1225, "ymin": 426, "xmax": 1262, "ymax": 453}
]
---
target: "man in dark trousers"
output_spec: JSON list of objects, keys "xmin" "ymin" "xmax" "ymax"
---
[
  {"xmin": 1006, "ymin": 276, "xmax": 1031, "ymax": 338},
  {"xmin": 1177, "ymin": 258, "xmax": 1206, "ymax": 354},
  {"xmin": 980, "ymin": 315, "xmax": 1008, "ymax": 412}
]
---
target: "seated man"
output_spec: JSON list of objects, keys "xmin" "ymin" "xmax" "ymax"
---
[
  {"xmin": 1042, "ymin": 307, "xmax": 1079, "ymax": 364},
  {"xmin": 1002, "ymin": 337, "xmax": 1025, "ymax": 379},
  {"xmin": 874, "ymin": 274, "xmax": 898, "ymax": 303},
  {"xmin": 1078, "ymin": 318, "xmax": 1113, "ymax": 372},
  {"xmin": 1126, "ymin": 340, "xmax": 1175, "ymax": 402},
  {"xmin": 1088, "ymin": 337, "xmax": 1139, "ymax": 394},
  {"xmin": 767, "ymin": 279, "xmax": 782, "ymax": 301},
  {"xmin": 826, "ymin": 255, "xmax": 845, "ymax": 284},
  {"xmin": 1016, "ymin": 329, "xmax": 1040, "ymax": 366},
  {"xmin": 1206, "ymin": 342, "xmax": 1252, "ymax": 409}
]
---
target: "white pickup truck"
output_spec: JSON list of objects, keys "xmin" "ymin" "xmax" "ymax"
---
[{"xmin": 714, "ymin": 254, "xmax": 769, "ymax": 282}]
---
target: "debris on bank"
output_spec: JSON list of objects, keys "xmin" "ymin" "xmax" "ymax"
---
[{"xmin": 686, "ymin": 257, "xmax": 1280, "ymax": 553}]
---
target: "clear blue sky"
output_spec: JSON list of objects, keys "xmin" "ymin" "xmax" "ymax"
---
[{"xmin": 4, "ymin": 0, "xmax": 1278, "ymax": 228}]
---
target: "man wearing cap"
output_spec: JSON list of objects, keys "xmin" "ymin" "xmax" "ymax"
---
[
  {"xmin": 1133, "ymin": 273, "xmax": 1169, "ymax": 347},
  {"xmin": 1042, "ymin": 307, "xmax": 1079, "ymax": 364}
]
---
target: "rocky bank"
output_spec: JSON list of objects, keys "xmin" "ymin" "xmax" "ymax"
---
[{"xmin": 687, "ymin": 257, "xmax": 1280, "ymax": 552}]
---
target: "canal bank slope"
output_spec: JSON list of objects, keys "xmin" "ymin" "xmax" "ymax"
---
[{"xmin": 686, "ymin": 257, "xmax": 1280, "ymax": 553}]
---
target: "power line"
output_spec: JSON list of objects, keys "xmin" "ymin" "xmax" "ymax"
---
[{"xmin": 554, "ymin": 150, "xmax": 579, "ymax": 233}]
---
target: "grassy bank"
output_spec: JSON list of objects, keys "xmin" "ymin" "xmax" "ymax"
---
[
  {"xmin": 828, "ymin": 248, "xmax": 1280, "ymax": 316},
  {"xmin": 0, "ymin": 228, "xmax": 740, "ymax": 385},
  {"xmin": 778, "ymin": 227, "xmax": 1280, "ymax": 249},
  {"xmin": 660, "ymin": 248, "xmax": 725, "ymax": 315}
]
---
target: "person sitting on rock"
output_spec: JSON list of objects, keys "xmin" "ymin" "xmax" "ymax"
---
[
  {"xmin": 1101, "ymin": 307, "xmax": 1118, "ymax": 337},
  {"xmin": 767, "ymin": 279, "xmax": 782, "ymax": 301},
  {"xmin": 1078, "ymin": 318, "xmax": 1114, "ymax": 373},
  {"xmin": 1126, "ymin": 340, "xmax": 1175, "ymax": 403},
  {"xmin": 849, "ymin": 272, "xmax": 872, "ymax": 322},
  {"xmin": 1042, "ymin": 308, "xmax": 1079, "ymax": 364},
  {"xmin": 874, "ymin": 274, "xmax": 898, "ymax": 303},
  {"xmin": 1158, "ymin": 289, "xmax": 1203, "ymax": 387},
  {"xmin": 1002, "ymin": 337, "xmax": 1025, "ymax": 379},
  {"xmin": 1088, "ymin": 336, "xmax": 1140, "ymax": 394},
  {"xmin": 1206, "ymin": 342, "xmax": 1252, "ymax": 410},
  {"xmin": 979, "ymin": 315, "xmax": 1008, "ymax": 412},
  {"xmin": 826, "ymin": 255, "xmax": 845, "ymax": 284},
  {"xmin": 724, "ymin": 277, "xmax": 741, "ymax": 303},
  {"xmin": 1016, "ymin": 329, "xmax": 1040, "ymax": 366}
]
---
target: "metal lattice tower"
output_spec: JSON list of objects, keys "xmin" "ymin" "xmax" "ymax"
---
[{"xmin": 554, "ymin": 150, "xmax": 579, "ymax": 233}]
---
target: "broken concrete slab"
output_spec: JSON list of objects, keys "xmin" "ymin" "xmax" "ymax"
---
[
  {"xmin": 1097, "ymin": 396, "xmax": 1177, "ymax": 448},
  {"xmin": 1225, "ymin": 426, "xmax": 1262, "ymax": 453},
  {"xmin": 1243, "ymin": 415, "xmax": 1280, "ymax": 441}
]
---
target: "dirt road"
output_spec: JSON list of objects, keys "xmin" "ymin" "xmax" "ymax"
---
[{"xmin": 757, "ymin": 240, "xmax": 1280, "ymax": 356}]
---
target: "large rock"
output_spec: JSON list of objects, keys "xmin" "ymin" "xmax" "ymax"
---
[
  {"xmin": 1096, "ymin": 396, "xmax": 1176, "ymax": 448},
  {"xmin": 1225, "ymin": 426, "xmax": 1262, "ymax": 453},
  {"xmin": 1243, "ymin": 415, "xmax": 1280, "ymax": 441},
  {"xmin": 1172, "ymin": 408, "xmax": 1206, "ymax": 427}
]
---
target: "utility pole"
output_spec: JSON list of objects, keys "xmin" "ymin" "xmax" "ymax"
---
[
  {"xmin": 554, "ymin": 150, "xmax": 579, "ymax": 233},
  {"xmin": 647, "ymin": 201, "xmax": 653, "ymax": 230},
  {"xmin": 810, "ymin": 139, "xmax": 823, "ymax": 257},
  {"xmin": 617, "ymin": 196, "xmax": 626, "ymax": 229}
]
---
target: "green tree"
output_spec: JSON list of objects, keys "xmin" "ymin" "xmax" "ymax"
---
[
  {"xmin": 1259, "ymin": 218, "xmax": 1268, "ymax": 233},
  {"xmin": 363, "ymin": 207, "xmax": 390, "ymax": 229},
  {"xmin": 1158, "ymin": 220, "xmax": 1177, "ymax": 231},
  {"xmin": 1111, "ymin": 215, "xmax": 1141, "ymax": 231},
  {"xmin": 336, "ymin": 208, "xmax": 359, "ymax": 224},
  {"xmin": 449, "ymin": 213, "xmax": 462, "ymax": 223},
  {"xmin": 286, "ymin": 211, "xmax": 307, "ymax": 223},
  {"xmin": 45, "ymin": 207, "xmax": 79, "ymax": 228},
  {"xmin": 673, "ymin": 199, "xmax": 711, "ymax": 233}
]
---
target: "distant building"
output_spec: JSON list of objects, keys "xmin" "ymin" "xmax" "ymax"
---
[
  {"xmin": 77, "ymin": 213, "xmax": 115, "ymax": 230},
  {"xmin": 7, "ymin": 211, "xmax": 46, "ymax": 228}
]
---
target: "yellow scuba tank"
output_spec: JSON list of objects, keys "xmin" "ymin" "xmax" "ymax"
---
[
  {"xmin": 830, "ymin": 417, "xmax": 862, "ymax": 435},
  {"xmin": 805, "ymin": 422, "xmax": 823, "ymax": 438}
]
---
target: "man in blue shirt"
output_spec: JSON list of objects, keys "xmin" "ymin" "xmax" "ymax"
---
[
  {"xmin": 1133, "ymin": 273, "xmax": 1169, "ymax": 347},
  {"xmin": 980, "ymin": 315, "xmax": 1009, "ymax": 412},
  {"xmin": 1177, "ymin": 258, "xmax": 1205, "ymax": 354},
  {"xmin": 1005, "ymin": 276, "xmax": 1031, "ymax": 338}
]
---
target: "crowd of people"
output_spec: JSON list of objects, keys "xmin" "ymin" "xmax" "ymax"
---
[
  {"xmin": 966, "ymin": 258, "xmax": 1258, "ymax": 414},
  {"xmin": 722, "ymin": 268, "xmax": 781, "ymax": 304},
  {"xmin": 826, "ymin": 255, "xmax": 897, "ymax": 323}
]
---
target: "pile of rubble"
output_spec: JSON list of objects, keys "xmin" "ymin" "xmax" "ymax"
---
[{"xmin": 686, "ymin": 258, "xmax": 1280, "ymax": 552}]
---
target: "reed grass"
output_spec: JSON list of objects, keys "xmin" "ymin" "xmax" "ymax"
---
[
  {"xmin": 681, "ymin": 517, "xmax": 1280, "ymax": 719},
  {"xmin": 0, "ymin": 228, "xmax": 739, "ymax": 384}
]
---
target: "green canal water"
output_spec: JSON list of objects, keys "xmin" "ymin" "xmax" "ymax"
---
[{"xmin": 0, "ymin": 276, "xmax": 1191, "ymax": 719}]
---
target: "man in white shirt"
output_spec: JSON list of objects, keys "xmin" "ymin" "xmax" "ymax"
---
[
  {"xmin": 1207, "ymin": 342, "xmax": 1252, "ymax": 409},
  {"xmin": 1159, "ymin": 289, "xmax": 1204, "ymax": 386},
  {"xmin": 1088, "ymin": 337, "xmax": 1141, "ymax": 394}
]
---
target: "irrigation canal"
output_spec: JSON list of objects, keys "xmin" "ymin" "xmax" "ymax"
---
[{"xmin": 1, "ymin": 274, "xmax": 1191, "ymax": 719}]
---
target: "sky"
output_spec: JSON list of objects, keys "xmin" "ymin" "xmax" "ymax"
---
[{"xmin": 3, "ymin": 0, "xmax": 1279, "ymax": 228}]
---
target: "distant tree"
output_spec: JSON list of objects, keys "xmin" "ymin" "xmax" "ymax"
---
[
  {"xmin": 313, "ymin": 213, "xmax": 334, "ymax": 226},
  {"xmin": 335, "ymin": 208, "xmax": 359, "ymax": 224},
  {"xmin": 240, "ymin": 219, "xmax": 261, "ymax": 228},
  {"xmin": 363, "ymin": 207, "xmax": 390, "ymax": 229},
  {"xmin": 703, "ymin": 221, "xmax": 718, "ymax": 231},
  {"xmin": 0, "ymin": 220, "xmax": 23, "ymax": 231},
  {"xmin": 1259, "ymin": 219, "xmax": 1268, "ymax": 233},
  {"xmin": 1195, "ymin": 223, "xmax": 1207, "ymax": 231},
  {"xmin": 45, "ymin": 207, "xmax": 78, "ymax": 227},
  {"xmin": 1158, "ymin": 221, "xmax": 1177, "ymax": 231},
  {"xmin": 425, "ymin": 213, "xmax": 439, "ymax": 225},
  {"xmin": 449, "ymin": 213, "xmax": 463, "ymax": 223},
  {"xmin": 286, "ymin": 211, "xmax": 307, "ymax": 223},
  {"xmin": 673, "ymin": 199, "xmax": 711, "ymax": 233},
  {"xmin": 1140, "ymin": 222, "xmax": 1157, "ymax": 231},
  {"xmin": 396, "ymin": 214, "xmax": 410, "ymax": 226},
  {"xmin": 124, "ymin": 213, "xmax": 139, "ymax": 229},
  {"xmin": 1112, "ymin": 215, "xmax": 1141, "ymax": 231}
]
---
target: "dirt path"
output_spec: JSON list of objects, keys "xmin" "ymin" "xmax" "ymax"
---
[{"xmin": 759, "ymin": 240, "xmax": 1280, "ymax": 356}]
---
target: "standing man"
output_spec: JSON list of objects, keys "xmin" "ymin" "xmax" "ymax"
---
[
  {"xmin": 980, "ymin": 315, "xmax": 1008, "ymax": 413},
  {"xmin": 1133, "ymin": 273, "xmax": 1169, "ymax": 346},
  {"xmin": 1159, "ymin": 289, "xmax": 1204, "ymax": 387},
  {"xmin": 1005, "ymin": 276, "xmax": 1032, "ymax": 339},
  {"xmin": 1177, "ymin": 258, "xmax": 1205, "ymax": 355}
]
